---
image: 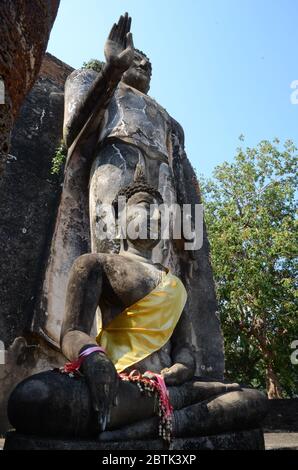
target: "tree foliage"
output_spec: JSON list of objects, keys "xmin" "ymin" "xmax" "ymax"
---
[
  {"xmin": 82, "ymin": 59, "xmax": 105, "ymax": 73},
  {"xmin": 200, "ymin": 138, "xmax": 298, "ymax": 398}
]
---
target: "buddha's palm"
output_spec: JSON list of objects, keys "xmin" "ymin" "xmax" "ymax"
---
[
  {"xmin": 161, "ymin": 349, "xmax": 196, "ymax": 385},
  {"xmin": 104, "ymin": 13, "xmax": 134, "ymax": 73},
  {"xmin": 161, "ymin": 362, "xmax": 195, "ymax": 386}
]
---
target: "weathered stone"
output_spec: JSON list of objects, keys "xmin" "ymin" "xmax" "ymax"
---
[
  {"xmin": 0, "ymin": 53, "xmax": 73, "ymax": 433},
  {"xmin": 4, "ymin": 429, "xmax": 265, "ymax": 450},
  {"xmin": 0, "ymin": 0, "xmax": 60, "ymax": 174},
  {"xmin": 262, "ymin": 399, "xmax": 298, "ymax": 432},
  {"xmin": 0, "ymin": 338, "xmax": 65, "ymax": 435},
  {"xmin": 0, "ymin": 53, "xmax": 73, "ymax": 347}
]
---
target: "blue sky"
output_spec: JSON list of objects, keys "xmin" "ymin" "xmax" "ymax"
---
[{"xmin": 47, "ymin": 0, "xmax": 298, "ymax": 177}]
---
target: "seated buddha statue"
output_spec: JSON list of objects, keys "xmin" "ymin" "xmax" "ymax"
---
[{"xmin": 7, "ymin": 166, "xmax": 268, "ymax": 444}]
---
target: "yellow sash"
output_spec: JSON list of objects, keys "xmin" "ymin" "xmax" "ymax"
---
[{"xmin": 96, "ymin": 271, "xmax": 187, "ymax": 373}]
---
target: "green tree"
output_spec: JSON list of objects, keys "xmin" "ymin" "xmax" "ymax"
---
[
  {"xmin": 82, "ymin": 59, "xmax": 105, "ymax": 73},
  {"xmin": 200, "ymin": 138, "xmax": 298, "ymax": 398}
]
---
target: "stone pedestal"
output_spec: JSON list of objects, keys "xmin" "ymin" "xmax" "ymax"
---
[{"xmin": 4, "ymin": 429, "xmax": 265, "ymax": 450}]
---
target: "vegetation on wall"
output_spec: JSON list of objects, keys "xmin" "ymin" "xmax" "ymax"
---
[{"xmin": 51, "ymin": 140, "xmax": 67, "ymax": 175}]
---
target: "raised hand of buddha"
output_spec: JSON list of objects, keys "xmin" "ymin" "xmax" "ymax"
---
[{"xmin": 104, "ymin": 12, "xmax": 134, "ymax": 73}]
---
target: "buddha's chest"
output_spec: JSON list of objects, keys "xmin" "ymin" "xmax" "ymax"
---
[
  {"xmin": 99, "ymin": 257, "xmax": 164, "ymax": 325},
  {"xmin": 99, "ymin": 84, "xmax": 172, "ymax": 160}
]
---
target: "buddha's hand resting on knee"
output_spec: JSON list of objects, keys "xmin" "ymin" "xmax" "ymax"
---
[
  {"xmin": 161, "ymin": 348, "xmax": 196, "ymax": 386},
  {"xmin": 80, "ymin": 348, "xmax": 119, "ymax": 432}
]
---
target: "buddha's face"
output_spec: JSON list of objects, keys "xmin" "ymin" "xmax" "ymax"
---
[
  {"xmin": 124, "ymin": 191, "xmax": 161, "ymax": 250},
  {"xmin": 122, "ymin": 51, "xmax": 151, "ymax": 94}
]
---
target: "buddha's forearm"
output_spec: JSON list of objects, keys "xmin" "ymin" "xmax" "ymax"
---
[
  {"xmin": 171, "ymin": 310, "xmax": 194, "ymax": 366},
  {"xmin": 64, "ymin": 62, "xmax": 123, "ymax": 148},
  {"xmin": 61, "ymin": 330, "xmax": 98, "ymax": 361},
  {"xmin": 60, "ymin": 254, "xmax": 104, "ymax": 360}
]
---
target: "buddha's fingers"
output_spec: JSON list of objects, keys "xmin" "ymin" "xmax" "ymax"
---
[
  {"xmin": 95, "ymin": 381, "xmax": 118, "ymax": 432},
  {"xmin": 117, "ymin": 13, "xmax": 131, "ymax": 46},
  {"xmin": 125, "ymin": 32, "xmax": 134, "ymax": 51},
  {"xmin": 108, "ymin": 24, "xmax": 117, "ymax": 41}
]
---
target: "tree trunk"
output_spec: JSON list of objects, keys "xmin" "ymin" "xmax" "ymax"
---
[
  {"xmin": 266, "ymin": 365, "xmax": 282, "ymax": 399},
  {"xmin": 252, "ymin": 328, "xmax": 283, "ymax": 399}
]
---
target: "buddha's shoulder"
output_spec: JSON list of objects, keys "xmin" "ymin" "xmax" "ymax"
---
[
  {"xmin": 118, "ymin": 82, "xmax": 169, "ymax": 113},
  {"xmin": 94, "ymin": 252, "xmax": 140, "ymax": 270},
  {"xmin": 95, "ymin": 253, "xmax": 167, "ymax": 278}
]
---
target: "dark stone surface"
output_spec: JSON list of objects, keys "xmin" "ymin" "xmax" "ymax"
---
[
  {"xmin": 4, "ymin": 429, "xmax": 265, "ymax": 450},
  {"xmin": 0, "ymin": 54, "xmax": 73, "ymax": 348},
  {"xmin": 7, "ymin": 367, "xmax": 268, "ymax": 440},
  {"xmin": 263, "ymin": 399, "xmax": 298, "ymax": 432},
  {"xmin": 0, "ymin": 54, "xmax": 73, "ymax": 435}
]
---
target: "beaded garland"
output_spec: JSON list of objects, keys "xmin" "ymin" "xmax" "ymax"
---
[{"xmin": 119, "ymin": 369, "xmax": 173, "ymax": 444}]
